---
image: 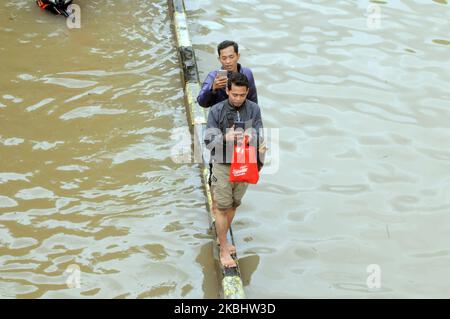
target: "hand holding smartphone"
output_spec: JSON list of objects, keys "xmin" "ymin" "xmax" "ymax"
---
[
  {"xmin": 234, "ymin": 121, "xmax": 245, "ymax": 130},
  {"xmin": 213, "ymin": 70, "xmax": 228, "ymax": 91},
  {"xmin": 217, "ymin": 70, "xmax": 228, "ymax": 78}
]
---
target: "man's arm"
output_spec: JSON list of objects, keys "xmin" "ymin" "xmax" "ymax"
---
[
  {"xmin": 197, "ymin": 71, "xmax": 217, "ymax": 108},
  {"xmin": 253, "ymin": 104, "xmax": 263, "ymax": 142},
  {"xmin": 204, "ymin": 106, "xmax": 224, "ymax": 151},
  {"xmin": 246, "ymin": 69, "xmax": 258, "ymax": 105},
  {"xmin": 253, "ymin": 105, "xmax": 265, "ymax": 170},
  {"xmin": 255, "ymin": 105, "xmax": 263, "ymax": 129}
]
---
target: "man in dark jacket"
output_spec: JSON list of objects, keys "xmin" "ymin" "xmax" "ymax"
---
[
  {"xmin": 204, "ymin": 72, "xmax": 263, "ymax": 268},
  {"xmin": 197, "ymin": 40, "xmax": 258, "ymax": 108}
]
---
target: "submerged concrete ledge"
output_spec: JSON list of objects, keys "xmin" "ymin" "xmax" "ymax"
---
[{"xmin": 168, "ymin": 0, "xmax": 246, "ymax": 299}]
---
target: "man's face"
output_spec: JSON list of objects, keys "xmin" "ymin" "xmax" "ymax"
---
[
  {"xmin": 226, "ymin": 84, "xmax": 249, "ymax": 108},
  {"xmin": 219, "ymin": 46, "xmax": 240, "ymax": 72}
]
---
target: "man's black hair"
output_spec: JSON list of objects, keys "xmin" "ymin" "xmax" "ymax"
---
[
  {"xmin": 227, "ymin": 72, "xmax": 249, "ymax": 90},
  {"xmin": 217, "ymin": 40, "xmax": 239, "ymax": 56}
]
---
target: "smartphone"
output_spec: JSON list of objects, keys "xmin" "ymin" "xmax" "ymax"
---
[
  {"xmin": 234, "ymin": 121, "xmax": 245, "ymax": 130},
  {"xmin": 217, "ymin": 70, "xmax": 228, "ymax": 78}
]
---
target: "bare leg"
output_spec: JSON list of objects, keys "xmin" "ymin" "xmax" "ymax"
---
[
  {"xmin": 215, "ymin": 207, "xmax": 236, "ymax": 268},
  {"xmin": 214, "ymin": 203, "xmax": 236, "ymax": 254},
  {"xmin": 226, "ymin": 208, "xmax": 237, "ymax": 254},
  {"xmin": 212, "ymin": 200, "xmax": 218, "ymax": 218}
]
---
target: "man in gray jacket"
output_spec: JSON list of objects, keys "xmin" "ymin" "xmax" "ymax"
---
[{"xmin": 204, "ymin": 72, "xmax": 263, "ymax": 268}]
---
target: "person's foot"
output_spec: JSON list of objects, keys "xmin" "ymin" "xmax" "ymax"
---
[
  {"xmin": 227, "ymin": 242, "xmax": 236, "ymax": 255},
  {"xmin": 220, "ymin": 248, "xmax": 237, "ymax": 268},
  {"xmin": 216, "ymin": 240, "xmax": 236, "ymax": 255}
]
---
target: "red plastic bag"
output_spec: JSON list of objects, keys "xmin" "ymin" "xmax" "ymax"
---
[{"xmin": 229, "ymin": 137, "xmax": 259, "ymax": 184}]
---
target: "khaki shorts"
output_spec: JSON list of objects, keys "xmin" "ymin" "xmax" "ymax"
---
[{"xmin": 211, "ymin": 163, "xmax": 249, "ymax": 210}]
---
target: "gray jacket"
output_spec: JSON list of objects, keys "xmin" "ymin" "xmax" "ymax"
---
[{"xmin": 204, "ymin": 99, "xmax": 264, "ymax": 164}]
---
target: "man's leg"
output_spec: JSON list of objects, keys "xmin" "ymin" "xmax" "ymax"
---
[
  {"xmin": 211, "ymin": 163, "xmax": 237, "ymax": 267},
  {"xmin": 226, "ymin": 208, "xmax": 237, "ymax": 254},
  {"xmin": 215, "ymin": 207, "xmax": 236, "ymax": 268},
  {"xmin": 212, "ymin": 201, "xmax": 236, "ymax": 254},
  {"xmin": 225, "ymin": 182, "xmax": 249, "ymax": 255}
]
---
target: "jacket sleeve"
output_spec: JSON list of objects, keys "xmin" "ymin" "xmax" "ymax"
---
[
  {"xmin": 246, "ymin": 70, "xmax": 258, "ymax": 105},
  {"xmin": 204, "ymin": 107, "xmax": 224, "ymax": 151},
  {"xmin": 253, "ymin": 105, "xmax": 265, "ymax": 170},
  {"xmin": 253, "ymin": 105, "xmax": 263, "ymax": 142},
  {"xmin": 197, "ymin": 71, "xmax": 217, "ymax": 108}
]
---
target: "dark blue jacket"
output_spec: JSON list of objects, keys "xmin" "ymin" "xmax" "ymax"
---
[{"xmin": 197, "ymin": 63, "xmax": 258, "ymax": 108}]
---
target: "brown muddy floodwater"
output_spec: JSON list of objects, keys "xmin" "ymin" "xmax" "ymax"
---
[
  {"xmin": 188, "ymin": 0, "xmax": 450, "ymax": 298},
  {"xmin": 0, "ymin": 0, "xmax": 218, "ymax": 298},
  {"xmin": 1, "ymin": 0, "xmax": 450, "ymax": 298}
]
